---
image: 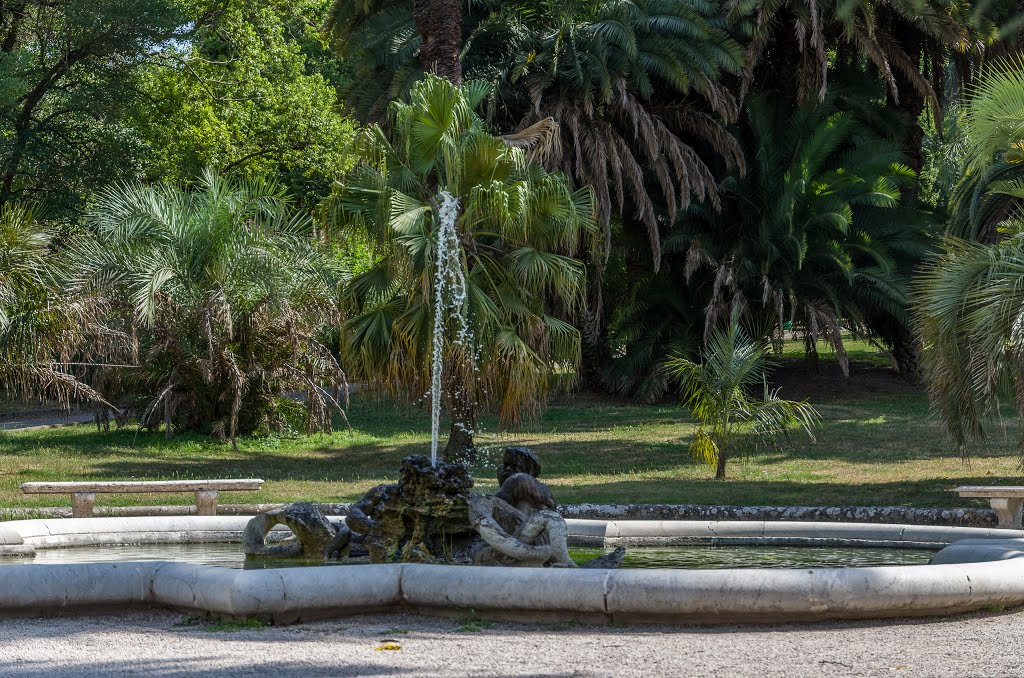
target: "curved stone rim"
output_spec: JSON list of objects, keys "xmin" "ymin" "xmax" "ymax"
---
[{"xmin": 3, "ymin": 516, "xmax": 1024, "ymax": 624}]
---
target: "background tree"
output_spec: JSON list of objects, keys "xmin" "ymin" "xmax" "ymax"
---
[
  {"xmin": 947, "ymin": 58, "xmax": 1024, "ymax": 241},
  {"xmin": 915, "ymin": 219, "xmax": 1024, "ymax": 463},
  {"xmin": 71, "ymin": 170, "xmax": 349, "ymax": 445},
  {"xmin": 328, "ymin": 0, "xmax": 745, "ymax": 266},
  {"xmin": 605, "ymin": 83, "xmax": 934, "ymax": 395},
  {"xmin": 133, "ymin": 0, "xmax": 356, "ymax": 208},
  {"xmin": 325, "ymin": 0, "xmax": 462, "ymax": 85},
  {"xmin": 916, "ymin": 59, "xmax": 1024, "ymax": 462},
  {"xmin": 0, "ymin": 0, "xmax": 196, "ymax": 217},
  {"xmin": 331, "ymin": 76, "xmax": 595, "ymax": 459},
  {"xmin": 0, "ymin": 204, "xmax": 110, "ymax": 407}
]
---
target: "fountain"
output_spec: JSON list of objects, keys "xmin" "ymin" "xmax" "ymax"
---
[
  {"xmin": 243, "ymin": 194, "xmax": 622, "ymax": 568},
  {"xmin": 8, "ymin": 190, "xmax": 1021, "ymax": 624}
]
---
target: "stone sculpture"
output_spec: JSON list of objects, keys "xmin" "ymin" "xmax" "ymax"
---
[
  {"xmin": 243, "ymin": 447, "xmax": 624, "ymax": 568},
  {"xmin": 242, "ymin": 502, "xmax": 339, "ymax": 559}
]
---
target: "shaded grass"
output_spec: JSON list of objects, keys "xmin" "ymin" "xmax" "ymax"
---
[{"xmin": 1, "ymin": 379, "xmax": 1022, "ymax": 512}]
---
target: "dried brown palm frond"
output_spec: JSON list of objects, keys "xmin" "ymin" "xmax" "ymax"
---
[
  {"xmin": 730, "ymin": 0, "xmax": 970, "ymax": 110},
  {"xmin": 524, "ymin": 84, "xmax": 743, "ymax": 270},
  {"xmin": 500, "ymin": 117, "xmax": 560, "ymax": 160}
]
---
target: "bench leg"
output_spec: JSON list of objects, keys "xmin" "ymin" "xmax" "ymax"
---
[
  {"xmin": 990, "ymin": 498, "xmax": 1024, "ymax": 528},
  {"xmin": 72, "ymin": 493, "xmax": 95, "ymax": 518},
  {"xmin": 195, "ymin": 490, "xmax": 219, "ymax": 516}
]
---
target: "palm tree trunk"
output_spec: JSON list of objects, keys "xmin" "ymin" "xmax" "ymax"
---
[
  {"xmin": 412, "ymin": 0, "xmax": 462, "ymax": 85},
  {"xmin": 443, "ymin": 395, "xmax": 476, "ymax": 463},
  {"xmin": 578, "ymin": 304, "xmax": 608, "ymax": 391},
  {"xmin": 889, "ymin": 327, "xmax": 921, "ymax": 382},
  {"xmin": 715, "ymin": 452, "xmax": 727, "ymax": 479},
  {"xmin": 804, "ymin": 334, "xmax": 820, "ymax": 372}
]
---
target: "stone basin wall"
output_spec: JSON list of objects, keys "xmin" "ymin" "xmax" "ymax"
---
[{"xmin": 557, "ymin": 504, "xmax": 997, "ymax": 528}]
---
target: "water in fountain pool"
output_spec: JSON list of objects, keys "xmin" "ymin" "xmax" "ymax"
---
[{"xmin": 2, "ymin": 543, "xmax": 936, "ymax": 569}]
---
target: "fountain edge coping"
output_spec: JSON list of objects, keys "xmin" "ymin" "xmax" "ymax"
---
[
  {"xmin": 2, "ymin": 515, "xmax": 1024, "ymax": 553},
  {"xmin": 3, "ymin": 517, "xmax": 1024, "ymax": 623},
  {"xmin": 3, "ymin": 554, "xmax": 1024, "ymax": 624}
]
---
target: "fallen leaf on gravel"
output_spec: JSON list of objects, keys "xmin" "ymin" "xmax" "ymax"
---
[{"xmin": 375, "ymin": 643, "xmax": 401, "ymax": 651}]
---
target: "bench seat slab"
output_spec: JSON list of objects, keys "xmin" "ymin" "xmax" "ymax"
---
[
  {"xmin": 20, "ymin": 479, "xmax": 263, "ymax": 494},
  {"xmin": 956, "ymin": 486, "xmax": 1024, "ymax": 498}
]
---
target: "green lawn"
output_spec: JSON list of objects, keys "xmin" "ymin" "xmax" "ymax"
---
[{"xmin": 1, "ymin": 363, "xmax": 1023, "ymax": 513}]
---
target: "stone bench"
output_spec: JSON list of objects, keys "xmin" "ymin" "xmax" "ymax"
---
[
  {"xmin": 20, "ymin": 479, "xmax": 265, "ymax": 518},
  {"xmin": 956, "ymin": 486, "xmax": 1024, "ymax": 528}
]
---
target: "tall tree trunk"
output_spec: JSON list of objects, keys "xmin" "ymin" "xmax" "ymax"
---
[
  {"xmin": 887, "ymin": 18, "xmax": 926, "ymax": 184},
  {"xmin": 872, "ymin": 315, "xmax": 922, "ymax": 382},
  {"xmin": 412, "ymin": 0, "xmax": 462, "ymax": 85},
  {"xmin": 887, "ymin": 326, "xmax": 921, "ymax": 383},
  {"xmin": 578, "ymin": 298, "xmax": 608, "ymax": 392}
]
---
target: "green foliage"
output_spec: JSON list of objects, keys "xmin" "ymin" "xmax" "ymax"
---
[
  {"xmin": 666, "ymin": 319, "xmax": 818, "ymax": 478},
  {"xmin": 134, "ymin": 0, "xmax": 356, "ymax": 208},
  {"xmin": 915, "ymin": 220, "xmax": 1024, "ymax": 464},
  {"xmin": 730, "ymin": 0, "xmax": 972, "ymax": 105},
  {"xmin": 672, "ymin": 88, "xmax": 933, "ymax": 371},
  {"xmin": 0, "ymin": 204, "xmax": 109, "ymax": 406},
  {"xmin": 0, "ymin": 0, "xmax": 190, "ymax": 217},
  {"xmin": 70, "ymin": 170, "xmax": 349, "ymax": 444},
  {"xmin": 488, "ymin": 0, "xmax": 746, "ymax": 264},
  {"xmin": 331, "ymin": 75, "xmax": 595, "ymax": 449},
  {"xmin": 923, "ymin": 64, "xmax": 1024, "ymax": 461},
  {"xmin": 947, "ymin": 58, "xmax": 1024, "ymax": 241},
  {"xmin": 329, "ymin": 0, "xmax": 745, "ymax": 264}
]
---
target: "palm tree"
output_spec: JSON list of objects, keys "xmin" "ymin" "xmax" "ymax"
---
[
  {"xmin": 330, "ymin": 75, "xmax": 595, "ymax": 460},
  {"xmin": 671, "ymin": 89, "xmax": 933, "ymax": 376},
  {"xmin": 327, "ymin": 0, "xmax": 745, "ymax": 268},
  {"xmin": 948, "ymin": 58, "xmax": 1024, "ymax": 241},
  {"xmin": 666, "ymin": 317, "xmax": 818, "ymax": 479},
  {"xmin": 730, "ymin": 0, "xmax": 971, "ymax": 105},
  {"xmin": 730, "ymin": 0, "xmax": 982, "ymax": 179},
  {"xmin": 325, "ymin": 0, "xmax": 462, "ymax": 98},
  {"xmin": 489, "ymin": 0, "xmax": 746, "ymax": 267},
  {"xmin": 0, "ymin": 204, "xmax": 109, "ymax": 408},
  {"xmin": 915, "ymin": 219, "xmax": 1024, "ymax": 463},
  {"xmin": 71, "ymin": 170, "xmax": 349, "ymax": 445},
  {"xmin": 915, "ymin": 59, "xmax": 1024, "ymax": 459}
]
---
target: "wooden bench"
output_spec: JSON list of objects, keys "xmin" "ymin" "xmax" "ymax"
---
[
  {"xmin": 20, "ymin": 479, "xmax": 265, "ymax": 517},
  {"xmin": 956, "ymin": 486, "xmax": 1024, "ymax": 528}
]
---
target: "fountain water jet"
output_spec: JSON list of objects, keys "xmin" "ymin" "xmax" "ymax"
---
[{"xmin": 429, "ymin": 191, "xmax": 473, "ymax": 466}]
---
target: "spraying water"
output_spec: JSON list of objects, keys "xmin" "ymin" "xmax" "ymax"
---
[{"xmin": 429, "ymin": 191, "xmax": 473, "ymax": 466}]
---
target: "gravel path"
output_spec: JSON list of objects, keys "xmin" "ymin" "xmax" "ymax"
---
[
  {"xmin": 1, "ymin": 608, "xmax": 1021, "ymax": 677},
  {"xmin": 0, "ymin": 411, "xmax": 93, "ymax": 431}
]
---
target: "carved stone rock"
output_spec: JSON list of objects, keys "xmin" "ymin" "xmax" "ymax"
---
[
  {"xmin": 497, "ymin": 447, "xmax": 542, "ymax": 484},
  {"xmin": 243, "ymin": 502, "xmax": 338, "ymax": 559},
  {"xmin": 347, "ymin": 455, "xmax": 478, "ymax": 564}
]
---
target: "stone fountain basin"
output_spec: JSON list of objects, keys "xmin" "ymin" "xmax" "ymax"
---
[{"xmin": 2, "ymin": 516, "xmax": 1024, "ymax": 624}]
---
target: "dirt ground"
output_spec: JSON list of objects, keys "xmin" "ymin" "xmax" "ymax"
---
[{"xmin": 0, "ymin": 607, "xmax": 1021, "ymax": 677}]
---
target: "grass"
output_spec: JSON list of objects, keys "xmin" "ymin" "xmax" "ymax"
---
[
  {"xmin": 455, "ymin": 614, "xmax": 494, "ymax": 632},
  {"xmin": 1, "ymin": 357, "xmax": 1022, "ymax": 512},
  {"xmin": 174, "ymin": 615, "xmax": 270, "ymax": 632}
]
